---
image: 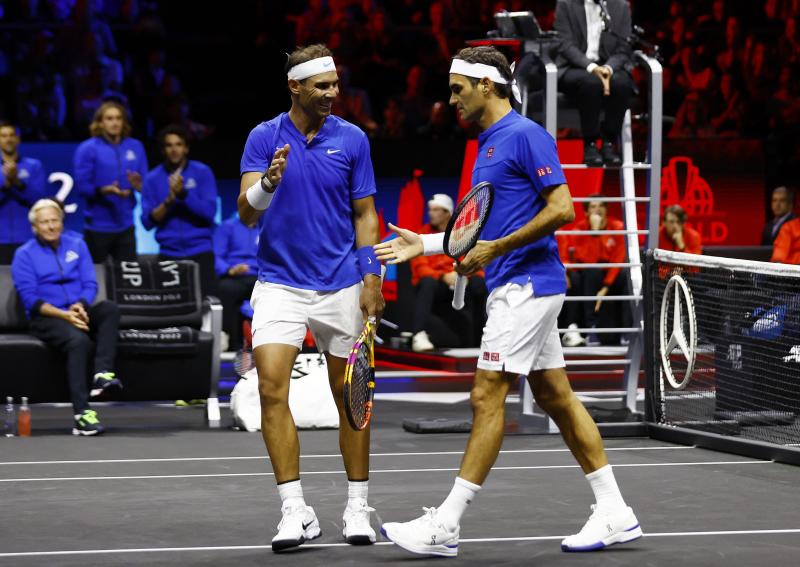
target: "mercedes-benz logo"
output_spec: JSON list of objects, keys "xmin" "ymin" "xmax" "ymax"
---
[{"xmin": 659, "ymin": 274, "xmax": 697, "ymax": 390}]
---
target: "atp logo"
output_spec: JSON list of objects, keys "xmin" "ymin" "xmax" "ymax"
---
[{"xmin": 661, "ymin": 157, "xmax": 728, "ymax": 243}]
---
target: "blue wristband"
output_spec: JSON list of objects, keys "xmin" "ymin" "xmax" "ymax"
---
[{"xmin": 357, "ymin": 246, "xmax": 381, "ymax": 277}]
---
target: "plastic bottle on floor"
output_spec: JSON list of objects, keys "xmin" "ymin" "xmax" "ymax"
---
[
  {"xmin": 3, "ymin": 396, "xmax": 15, "ymax": 437},
  {"xmin": 18, "ymin": 397, "xmax": 31, "ymax": 437}
]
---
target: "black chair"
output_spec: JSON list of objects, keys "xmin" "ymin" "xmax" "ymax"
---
[{"xmin": 0, "ymin": 260, "xmax": 223, "ymax": 428}]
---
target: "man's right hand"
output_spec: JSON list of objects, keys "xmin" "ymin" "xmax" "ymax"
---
[
  {"xmin": 227, "ymin": 263, "xmax": 250, "ymax": 276},
  {"xmin": 263, "ymin": 144, "xmax": 290, "ymax": 190},
  {"xmin": 2, "ymin": 162, "xmax": 18, "ymax": 186},
  {"xmin": 591, "ymin": 66, "xmax": 611, "ymax": 96},
  {"xmin": 99, "ymin": 182, "xmax": 131, "ymax": 198},
  {"xmin": 672, "ymin": 227, "xmax": 685, "ymax": 250},
  {"xmin": 374, "ymin": 223, "xmax": 423, "ymax": 264}
]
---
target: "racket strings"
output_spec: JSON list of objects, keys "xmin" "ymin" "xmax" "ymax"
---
[
  {"xmin": 348, "ymin": 342, "xmax": 373, "ymax": 425},
  {"xmin": 447, "ymin": 189, "xmax": 492, "ymax": 257}
]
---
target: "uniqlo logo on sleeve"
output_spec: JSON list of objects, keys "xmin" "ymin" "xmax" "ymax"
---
[{"xmin": 536, "ymin": 166, "xmax": 553, "ymax": 177}]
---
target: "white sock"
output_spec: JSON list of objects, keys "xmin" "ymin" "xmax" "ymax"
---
[
  {"xmin": 277, "ymin": 479, "xmax": 305, "ymax": 509},
  {"xmin": 436, "ymin": 476, "xmax": 481, "ymax": 531},
  {"xmin": 586, "ymin": 464, "xmax": 626, "ymax": 511},
  {"xmin": 347, "ymin": 480, "xmax": 368, "ymax": 508}
]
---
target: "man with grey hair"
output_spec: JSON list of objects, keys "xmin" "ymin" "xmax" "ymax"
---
[
  {"xmin": 11, "ymin": 199, "xmax": 121, "ymax": 435},
  {"xmin": 761, "ymin": 186, "xmax": 796, "ymax": 246}
]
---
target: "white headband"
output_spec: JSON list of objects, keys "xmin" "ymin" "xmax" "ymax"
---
[
  {"xmin": 287, "ymin": 56, "xmax": 336, "ymax": 81},
  {"xmin": 449, "ymin": 58, "xmax": 521, "ymax": 104}
]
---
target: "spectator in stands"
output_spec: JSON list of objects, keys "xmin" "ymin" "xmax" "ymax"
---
[
  {"xmin": 560, "ymin": 195, "xmax": 627, "ymax": 347},
  {"xmin": 761, "ymin": 186, "xmax": 796, "ymax": 245},
  {"xmin": 11, "ymin": 198, "xmax": 121, "ymax": 436},
  {"xmin": 214, "ymin": 214, "xmax": 259, "ymax": 352},
  {"xmin": 553, "ymin": 0, "xmax": 636, "ymax": 167},
  {"xmin": 333, "ymin": 65, "xmax": 379, "ymax": 136},
  {"xmin": 668, "ymin": 91, "xmax": 714, "ymax": 138},
  {"xmin": 0, "ymin": 121, "xmax": 47, "ymax": 264},
  {"xmin": 771, "ymin": 214, "xmax": 800, "ymax": 265},
  {"xmin": 141, "ymin": 125, "xmax": 219, "ymax": 298},
  {"xmin": 710, "ymin": 72, "xmax": 745, "ymax": 136},
  {"xmin": 74, "ymin": 101, "xmax": 148, "ymax": 262},
  {"xmin": 659, "ymin": 204, "xmax": 702, "ymax": 254},
  {"xmin": 409, "ymin": 193, "xmax": 487, "ymax": 351},
  {"xmin": 416, "ymin": 100, "xmax": 463, "ymax": 141}
]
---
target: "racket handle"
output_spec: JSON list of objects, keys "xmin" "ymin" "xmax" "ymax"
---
[{"xmin": 452, "ymin": 274, "xmax": 467, "ymax": 310}]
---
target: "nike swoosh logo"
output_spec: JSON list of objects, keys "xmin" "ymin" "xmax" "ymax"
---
[
  {"xmin": 327, "ymin": 149, "xmax": 341, "ymax": 154},
  {"xmin": 302, "ymin": 520, "xmax": 314, "ymax": 530}
]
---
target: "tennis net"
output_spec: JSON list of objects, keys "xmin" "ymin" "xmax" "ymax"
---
[{"xmin": 645, "ymin": 249, "xmax": 800, "ymax": 451}]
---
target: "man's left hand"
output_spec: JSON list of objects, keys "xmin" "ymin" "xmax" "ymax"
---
[
  {"xmin": 456, "ymin": 240, "xmax": 500, "ymax": 275},
  {"xmin": 359, "ymin": 275, "xmax": 385, "ymax": 321},
  {"xmin": 127, "ymin": 170, "xmax": 143, "ymax": 192},
  {"xmin": 594, "ymin": 286, "xmax": 609, "ymax": 312}
]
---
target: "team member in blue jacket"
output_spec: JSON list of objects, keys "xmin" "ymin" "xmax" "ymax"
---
[
  {"xmin": 214, "ymin": 214, "xmax": 258, "ymax": 351},
  {"xmin": 141, "ymin": 124, "xmax": 219, "ymax": 298},
  {"xmin": 11, "ymin": 199, "xmax": 122, "ymax": 436},
  {"xmin": 0, "ymin": 121, "xmax": 47, "ymax": 264},
  {"xmin": 74, "ymin": 101, "xmax": 148, "ymax": 262}
]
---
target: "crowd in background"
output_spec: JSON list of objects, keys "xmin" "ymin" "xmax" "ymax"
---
[{"xmin": 1, "ymin": 1, "xmax": 797, "ymax": 148}]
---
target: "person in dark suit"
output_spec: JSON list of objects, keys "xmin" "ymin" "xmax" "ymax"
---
[
  {"xmin": 554, "ymin": 0, "xmax": 635, "ymax": 167},
  {"xmin": 761, "ymin": 186, "xmax": 796, "ymax": 246}
]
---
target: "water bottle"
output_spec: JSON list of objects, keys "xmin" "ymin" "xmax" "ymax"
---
[
  {"xmin": 18, "ymin": 397, "xmax": 31, "ymax": 437},
  {"xmin": 3, "ymin": 396, "xmax": 15, "ymax": 437}
]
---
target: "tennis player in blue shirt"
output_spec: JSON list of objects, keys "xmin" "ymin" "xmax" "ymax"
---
[
  {"xmin": 376, "ymin": 46, "xmax": 641, "ymax": 556},
  {"xmin": 73, "ymin": 101, "xmax": 148, "ymax": 262},
  {"xmin": 0, "ymin": 121, "xmax": 47, "ymax": 264},
  {"xmin": 238, "ymin": 44, "xmax": 384, "ymax": 552}
]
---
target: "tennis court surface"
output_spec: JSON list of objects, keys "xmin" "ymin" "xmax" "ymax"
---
[{"xmin": 1, "ymin": 400, "xmax": 799, "ymax": 567}]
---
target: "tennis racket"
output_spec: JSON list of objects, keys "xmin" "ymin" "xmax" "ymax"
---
[
  {"xmin": 443, "ymin": 181, "xmax": 495, "ymax": 310},
  {"xmin": 343, "ymin": 316, "xmax": 377, "ymax": 431}
]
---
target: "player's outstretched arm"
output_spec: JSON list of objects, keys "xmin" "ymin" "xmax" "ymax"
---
[{"xmin": 373, "ymin": 223, "xmax": 430, "ymax": 264}]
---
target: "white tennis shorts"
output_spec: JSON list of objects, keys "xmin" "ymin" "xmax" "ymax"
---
[
  {"xmin": 250, "ymin": 280, "xmax": 363, "ymax": 359},
  {"xmin": 477, "ymin": 281, "xmax": 565, "ymax": 375}
]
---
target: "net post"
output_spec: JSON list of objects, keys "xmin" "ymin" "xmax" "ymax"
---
[{"xmin": 643, "ymin": 249, "xmax": 658, "ymax": 424}]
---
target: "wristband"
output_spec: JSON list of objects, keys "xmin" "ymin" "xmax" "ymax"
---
[
  {"xmin": 261, "ymin": 173, "xmax": 273, "ymax": 191},
  {"xmin": 245, "ymin": 179, "xmax": 274, "ymax": 210},
  {"xmin": 357, "ymin": 245, "xmax": 381, "ymax": 277},
  {"xmin": 420, "ymin": 232, "xmax": 445, "ymax": 256}
]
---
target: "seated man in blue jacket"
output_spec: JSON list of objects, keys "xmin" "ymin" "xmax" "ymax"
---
[
  {"xmin": 12, "ymin": 199, "xmax": 121, "ymax": 436},
  {"xmin": 0, "ymin": 121, "xmax": 47, "ymax": 264},
  {"xmin": 142, "ymin": 125, "xmax": 219, "ymax": 298},
  {"xmin": 214, "ymin": 214, "xmax": 258, "ymax": 351}
]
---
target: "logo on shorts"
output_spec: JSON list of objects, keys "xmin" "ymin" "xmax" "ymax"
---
[
  {"xmin": 486, "ymin": 147, "xmax": 494, "ymax": 158},
  {"xmin": 482, "ymin": 352, "xmax": 500, "ymax": 362}
]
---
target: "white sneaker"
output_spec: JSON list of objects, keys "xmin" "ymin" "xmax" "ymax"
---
[
  {"xmin": 271, "ymin": 504, "xmax": 321, "ymax": 552},
  {"xmin": 561, "ymin": 505, "xmax": 642, "ymax": 552},
  {"xmin": 412, "ymin": 330, "xmax": 435, "ymax": 352},
  {"xmin": 343, "ymin": 500, "xmax": 376, "ymax": 544},
  {"xmin": 381, "ymin": 507, "xmax": 459, "ymax": 557},
  {"xmin": 562, "ymin": 323, "xmax": 586, "ymax": 347}
]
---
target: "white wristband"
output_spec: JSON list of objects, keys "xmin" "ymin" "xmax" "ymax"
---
[
  {"xmin": 421, "ymin": 232, "xmax": 445, "ymax": 256},
  {"xmin": 245, "ymin": 179, "xmax": 274, "ymax": 211}
]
